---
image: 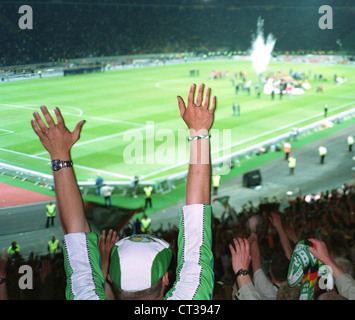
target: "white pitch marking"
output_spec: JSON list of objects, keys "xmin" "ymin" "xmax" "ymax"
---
[
  {"xmin": 0, "ymin": 103, "xmax": 144, "ymax": 126},
  {"xmin": 33, "ymin": 124, "xmax": 152, "ymax": 156},
  {"xmin": 0, "ymin": 147, "xmax": 131, "ymax": 179},
  {"xmin": 139, "ymin": 101, "xmax": 355, "ymax": 179}
]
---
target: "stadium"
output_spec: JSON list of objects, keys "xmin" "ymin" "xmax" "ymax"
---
[{"xmin": 0, "ymin": 0, "xmax": 355, "ymax": 301}]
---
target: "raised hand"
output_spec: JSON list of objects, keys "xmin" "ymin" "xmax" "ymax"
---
[
  {"xmin": 31, "ymin": 106, "xmax": 85, "ymax": 160},
  {"xmin": 229, "ymin": 238, "xmax": 251, "ymax": 274},
  {"xmin": 177, "ymin": 83, "xmax": 216, "ymax": 134},
  {"xmin": 98, "ymin": 229, "xmax": 119, "ymax": 280}
]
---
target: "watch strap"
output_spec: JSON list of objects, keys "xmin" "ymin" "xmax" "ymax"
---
[
  {"xmin": 235, "ymin": 268, "xmax": 249, "ymax": 279},
  {"xmin": 51, "ymin": 159, "xmax": 73, "ymax": 171}
]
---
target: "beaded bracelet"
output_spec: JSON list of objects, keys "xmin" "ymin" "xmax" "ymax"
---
[{"xmin": 188, "ymin": 134, "xmax": 211, "ymax": 142}]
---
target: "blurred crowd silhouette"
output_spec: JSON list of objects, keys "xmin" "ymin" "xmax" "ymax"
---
[{"xmin": 1, "ymin": 2, "xmax": 354, "ymax": 66}]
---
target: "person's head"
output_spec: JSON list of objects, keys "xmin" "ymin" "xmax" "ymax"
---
[
  {"xmin": 317, "ymin": 291, "xmax": 347, "ymax": 300},
  {"xmin": 108, "ymin": 234, "xmax": 172, "ymax": 300},
  {"xmin": 326, "ymin": 229, "xmax": 350, "ymax": 260},
  {"xmin": 277, "ymin": 281, "xmax": 300, "ymax": 300}
]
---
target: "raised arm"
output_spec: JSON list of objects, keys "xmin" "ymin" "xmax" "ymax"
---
[
  {"xmin": 229, "ymin": 238, "xmax": 261, "ymax": 300},
  {"xmin": 31, "ymin": 106, "xmax": 89, "ymax": 234},
  {"xmin": 269, "ymin": 211, "xmax": 293, "ymax": 260},
  {"xmin": 177, "ymin": 83, "xmax": 215, "ymax": 204},
  {"xmin": 165, "ymin": 84, "xmax": 215, "ymax": 300}
]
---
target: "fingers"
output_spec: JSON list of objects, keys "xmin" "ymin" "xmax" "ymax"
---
[
  {"xmin": 100, "ymin": 229, "xmax": 118, "ymax": 247},
  {"xmin": 177, "ymin": 96, "xmax": 186, "ymax": 119},
  {"xmin": 72, "ymin": 120, "xmax": 86, "ymax": 143},
  {"xmin": 195, "ymin": 83, "xmax": 204, "ymax": 106},
  {"xmin": 201, "ymin": 85, "xmax": 215, "ymax": 113},
  {"xmin": 209, "ymin": 95, "xmax": 216, "ymax": 114},
  {"xmin": 32, "ymin": 106, "xmax": 85, "ymax": 142},
  {"xmin": 33, "ymin": 109, "xmax": 49, "ymax": 134},
  {"xmin": 40, "ymin": 105, "xmax": 56, "ymax": 128},
  {"xmin": 230, "ymin": 238, "xmax": 249, "ymax": 253},
  {"xmin": 31, "ymin": 118, "xmax": 45, "ymax": 139},
  {"xmin": 228, "ymin": 243, "xmax": 235, "ymax": 255},
  {"xmin": 202, "ymin": 87, "xmax": 210, "ymax": 108},
  {"xmin": 187, "ymin": 83, "xmax": 196, "ymax": 107},
  {"xmin": 233, "ymin": 238, "xmax": 241, "ymax": 251},
  {"xmin": 307, "ymin": 238, "xmax": 319, "ymax": 250},
  {"xmin": 54, "ymin": 107, "xmax": 65, "ymax": 127},
  {"xmin": 99, "ymin": 229, "xmax": 106, "ymax": 245},
  {"xmin": 183, "ymin": 83, "xmax": 215, "ymax": 111},
  {"xmin": 32, "ymin": 106, "xmax": 58, "ymax": 136}
]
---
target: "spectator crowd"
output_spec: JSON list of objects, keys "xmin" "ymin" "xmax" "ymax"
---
[{"xmin": 2, "ymin": 181, "xmax": 355, "ymax": 300}]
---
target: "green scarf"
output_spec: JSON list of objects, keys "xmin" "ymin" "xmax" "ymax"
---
[{"xmin": 287, "ymin": 240, "xmax": 322, "ymax": 300}]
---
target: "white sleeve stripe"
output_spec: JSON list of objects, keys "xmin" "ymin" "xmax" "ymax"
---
[
  {"xmin": 168, "ymin": 204, "xmax": 205, "ymax": 299},
  {"xmin": 64, "ymin": 233, "xmax": 100, "ymax": 300}
]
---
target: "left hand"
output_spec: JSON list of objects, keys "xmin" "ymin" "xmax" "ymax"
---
[{"xmin": 31, "ymin": 106, "xmax": 85, "ymax": 160}]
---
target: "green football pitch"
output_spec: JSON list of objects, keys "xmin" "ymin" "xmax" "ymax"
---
[{"xmin": 1, "ymin": 59, "xmax": 354, "ymax": 184}]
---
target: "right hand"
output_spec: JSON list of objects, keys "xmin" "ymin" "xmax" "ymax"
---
[
  {"xmin": 177, "ymin": 83, "xmax": 216, "ymax": 134},
  {"xmin": 269, "ymin": 212, "xmax": 282, "ymax": 230},
  {"xmin": 229, "ymin": 238, "xmax": 251, "ymax": 274}
]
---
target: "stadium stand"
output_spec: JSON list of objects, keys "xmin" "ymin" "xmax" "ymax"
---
[{"xmin": 1, "ymin": 1, "xmax": 354, "ymax": 67}]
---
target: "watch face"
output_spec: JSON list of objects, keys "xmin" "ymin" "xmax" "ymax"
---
[
  {"xmin": 0, "ymin": 278, "xmax": 5, "ymax": 284},
  {"xmin": 51, "ymin": 160, "xmax": 61, "ymax": 171}
]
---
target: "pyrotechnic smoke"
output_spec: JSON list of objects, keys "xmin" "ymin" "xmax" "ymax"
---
[{"xmin": 250, "ymin": 17, "xmax": 276, "ymax": 76}]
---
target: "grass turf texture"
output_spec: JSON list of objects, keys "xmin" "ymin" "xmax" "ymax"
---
[{"xmin": 1, "ymin": 59, "xmax": 354, "ymax": 186}]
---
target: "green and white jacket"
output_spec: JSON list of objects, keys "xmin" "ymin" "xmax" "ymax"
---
[{"xmin": 63, "ymin": 203, "xmax": 214, "ymax": 300}]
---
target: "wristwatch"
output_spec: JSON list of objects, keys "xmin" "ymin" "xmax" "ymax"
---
[
  {"xmin": 0, "ymin": 277, "xmax": 6, "ymax": 285},
  {"xmin": 235, "ymin": 268, "xmax": 250, "ymax": 279},
  {"xmin": 51, "ymin": 159, "xmax": 73, "ymax": 171}
]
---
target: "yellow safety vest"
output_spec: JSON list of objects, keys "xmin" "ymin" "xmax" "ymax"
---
[
  {"xmin": 48, "ymin": 240, "xmax": 59, "ymax": 253},
  {"xmin": 288, "ymin": 157, "xmax": 296, "ymax": 168},
  {"xmin": 213, "ymin": 175, "xmax": 220, "ymax": 187},
  {"xmin": 143, "ymin": 186, "xmax": 153, "ymax": 198},
  {"xmin": 141, "ymin": 217, "xmax": 151, "ymax": 232},
  {"xmin": 46, "ymin": 204, "xmax": 56, "ymax": 217},
  {"xmin": 7, "ymin": 244, "xmax": 20, "ymax": 255},
  {"xmin": 319, "ymin": 146, "xmax": 327, "ymax": 156}
]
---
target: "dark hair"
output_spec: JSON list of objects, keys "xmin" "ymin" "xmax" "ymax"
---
[
  {"xmin": 326, "ymin": 229, "xmax": 350, "ymax": 260},
  {"xmin": 115, "ymin": 278, "xmax": 165, "ymax": 300},
  {"xmin": 270, "ymin": 248, "xmax": 289, "ymax": 282}
]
